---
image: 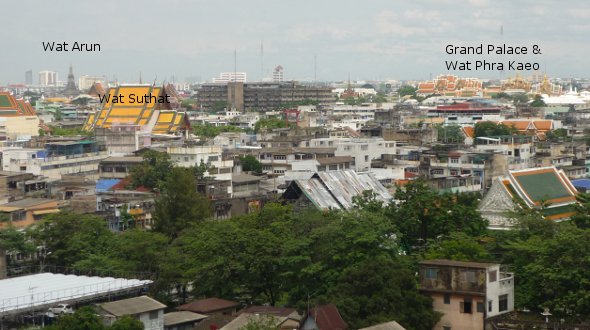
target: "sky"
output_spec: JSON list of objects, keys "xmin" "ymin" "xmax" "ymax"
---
[{"xmin": 2, "ymin": 0, "xmax": 589, "ymax": 85}]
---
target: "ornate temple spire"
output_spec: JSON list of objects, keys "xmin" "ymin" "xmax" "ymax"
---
[{"xmin": 62, "ymin": 64, "xmax": 80, "ymax": 97}]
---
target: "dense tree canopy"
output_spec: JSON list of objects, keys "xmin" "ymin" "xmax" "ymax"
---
[
  {"xmin": 240, "ymin": 155, "xmax": 262, "ymax": 174},
  {"xmin": 474, "ymin": 121, "xmax": 518, "ymax": 139},
  {"xmin": 192, "ymin": 123, "xmax": 242, "ymax": 138},
  {"xmin": 130, "ymin": 150, "xmax": 174, "ymax": 190},
  {"xmin": 153, "ymin": 167, "xmax": 211, "ymax": 239},
  {"xmin": 436, "ymin": 124, "xmax": 464, "ymax": 143},
  {"xmin": 6, "ymin": 173, "xmax": 590, "ymax": 327}
]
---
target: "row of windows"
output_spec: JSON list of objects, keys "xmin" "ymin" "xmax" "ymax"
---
[{"xmin": 443, "ymin": 294, "xmax": 509, "ymax": 314}]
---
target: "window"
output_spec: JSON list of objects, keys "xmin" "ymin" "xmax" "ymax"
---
[
  {"xmin": 361, "ymin": 145, "xmax": 368, "ymax": 151},
  {"xmin": 462, "ymin": 270, "xmax": 477, "ymax": 284},
  {"xmin": 273, "ymin": 155, "xmax": 286, "ymax": 160},
  {"xmin": 477, "ymin": 302, "xmax": 485, "ymax": 313},
  {"xmin": 425, "ymin": 267, "xmax": 438, "ymax": 279},
  {"xmin": 450, "ymin": 158, "xmax": 459, "ymax": 164},
  {"xmin": 364, "ymin": 155, "xmax": 369, "ymax": 162},
  {"xmin": 184, "ymin": 156, "xmax": 189, "ymax": 162},
  {"xmin": 443, "ymin": 293, "xmax": 450, "ymax": 304},
  {"xmin": 149, "ymin": 311, "xmax": 159, "ymax": 320},
  {"xmin": 488, "ymin": 300, "xmax": 493, "ymax": 312},
  {"xmin": 499, "ymin": 294, "xmax": 508, "ymax": 312},
  {"xmin": 488, "ymin": 270, "xmax": 497, "ymax": 282},
  {"xmin": 460, "ymin": 298, "xmax": 472, "ymax": 314}
]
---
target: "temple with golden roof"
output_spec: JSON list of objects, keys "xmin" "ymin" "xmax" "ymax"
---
[
  {"xmin": 83, "ymin": 84, "xmax": 188, "ymax": 135},
  {"xmin": 0, "ymin": 92, "xmax": 40, "ymax": 140},
  {"xmin": 416, "ymin": 74, "xmax": 482, "ymax": 97}
]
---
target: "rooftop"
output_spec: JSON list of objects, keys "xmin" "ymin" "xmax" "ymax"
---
[
  {"xmin": 99, "ymin": 296, "xmax": 166, "ymax": 317},
  {"xmin": 164, "ymin": 311, "xmax": 208, "ymax": 326},
  {"xmin": 177, "ymin": 298, "xmax": 240, "ymax": 314},
  {"xmin": 419, "ymin": 259, "xmax": 498, "ymax": 269},
  {"xmin": 0, "ymin": 273, "xmax": 152, "ymax": 316}
]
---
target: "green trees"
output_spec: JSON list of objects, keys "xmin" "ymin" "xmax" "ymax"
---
[
  {"xmin": 46, "ymin": 307, "xmax": 144, "ymax": 330},
  {"xmin": 328, "ymin": 257, "xmax": 441, "ymax": 330},
  {"xmin": 130, "ymin": 150, "xmax": 174, "ymax": 189},
  {"xmin": 240, "ymin": 155, "xmax": 262, "ymax": 174},
  {"xmin": 530, "ymin": 94, "xmax": 547, "ymax": 107},
  {"xmin": 192, "ymin": 123, "xmax": 242, "ymax": 138},
  {"xmin": 153, "ymin": 167, "xmax": 211, "ymax": 239},
  {"xmin": 545, "ymin": 128, "xmax": 568, "ymax": 142},
  {"xmin": 254, "ymin": 117, "xmax": 287, "ymax": 132},
  {"xmin": 474, "ymin": 121, "xmax": 517, "ymax": 139},
  {"xmin": 504, "ymin": 223, "xmax": 590, "ymax": 318},
  {"xmin": 45, "ymin": 307, "xmax": 104, "ymax": 330},
  {"xmin": 389, "ymin": 180, "xmax": 487, "ymax": 252},
  {"xmin": 436, "ymin": 125, "xmax": 464, "ymax": 143},
  {"xmin": 398, "ymin": 85, "xmax": 417, "ymax": 98}
]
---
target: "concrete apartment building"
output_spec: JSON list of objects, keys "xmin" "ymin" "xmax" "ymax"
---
[
  {"xmin": 309, "ymin": 138, "xmax": 397, "ymax": 171},
  {"xmin": 198, "ymin": 82, "xmax": 333, "ymax": 112},
  {"xmin": 419, "ymin": 260, "xmax": 514, "ymax": 330},
  {"xmin": 167, "ymin": 145, "xmax": 234, "ymax": 182},
  {"xmin": 2, "ymin": 140, "xmax": 108, "ymax": 180}
]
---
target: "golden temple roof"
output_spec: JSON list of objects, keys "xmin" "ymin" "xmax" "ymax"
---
[{"xmin": 83, "ymin": 85, "xmax": 186, "ymax": 135}]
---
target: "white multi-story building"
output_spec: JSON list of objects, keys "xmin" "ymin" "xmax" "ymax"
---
[
  {"xmin": 475, "ymin": 135, "xmax": 534, "ymax": 170},
  {"xmin": 78, "ymin": 75, "xmax": 106, "ymax": 91},
  {"xmin": 166, "ymin": 145, "xmax": 234, "ymax": 182},
  {"xmin": 272, "ymin": 65, "xmax": 284, "ymax": 82},
  {"xmin": 310, "ymin": 138, "xmax": 397, "ymax": 171},
  {"xmin": 212, "ymin": 72, "xmax": 247, "ymax": 83},
  {"xmin": 2, "ymin": 147, "xmax": 108, "ymax": 180},
  {"xmin": 38, "ymin": 71, "xmax": 58, "ymax": 86}
]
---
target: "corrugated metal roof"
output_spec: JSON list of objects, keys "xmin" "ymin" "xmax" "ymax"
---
[
  {"xmin": 164, "ymin": 311, "xmax": 208, "ymax": 326},
  {"xmin": 99, "ymin": 296, "xmax": 166, "ymax": 317},
  {"xmin": 292, "ymin": 170, "xmax": 392, "ymax": 211},
  {"xmin": 0, "ymin": 273, "xmax": 152, "ymax": 316},
  {"xmin": 96, "ymin": 179, "xmax": 122, "ymax": 193}
]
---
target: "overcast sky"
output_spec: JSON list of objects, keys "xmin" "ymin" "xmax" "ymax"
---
[{"xmin": 2, "ymin": 0, "xmax": 589, "ymax": 85}]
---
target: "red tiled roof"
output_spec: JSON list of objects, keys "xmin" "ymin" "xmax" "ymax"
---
[
  {"xmin": 309, "ymin": 304, "xmax": 348, "ymax": 330},
  {"xmin": 404, "ymin": 171, "xmax": 419, "ymax": 179},
  {"xmin": 109, "ymin": 177, "xmax": 150, "ymax": 192},
  {"xmin": 177, "ymin": 298, "xmax": 240, "ymax": 314}
]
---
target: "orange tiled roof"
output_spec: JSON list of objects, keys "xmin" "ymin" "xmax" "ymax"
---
[{"xmin": 462, "ymin": 126, "xmax": 474, "ymax": 138}]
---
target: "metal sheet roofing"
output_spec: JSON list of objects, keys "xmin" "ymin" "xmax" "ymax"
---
[
  {"xmin": 572, "ymin": 178, "xmax": 590, "ymax": 190},
  {"xmin": 293, "ymin": 170, "xmax": 392, "ymax": 211},
  {"xmin": 99, "ymin": 295, "xmax": 166, "ymax": 316},
  {"xmin": 0, "ymin": 273, "xmax": 152, "ymax": 316}
]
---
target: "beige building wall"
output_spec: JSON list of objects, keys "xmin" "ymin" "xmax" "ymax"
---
[
  {"xmin": 0, "ymin": 116, "xmax": 40, "ymax": 140},
  {"xmin": 431, "ymin": 293, "xmax": 485, "ymax": 330}
]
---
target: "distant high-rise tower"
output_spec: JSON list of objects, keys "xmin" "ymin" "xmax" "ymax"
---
[
  {"xmin": 25, "ymin": 70, "xmax": 33, "ymax": 85},
  {"xmin": 62, "ymin": 65, "xmax": 80, "ymax": 97},
  {"xmin": 272, "ymin": 65, "xmax": 284, "ymax": 83},
  {"xmin": 39, "ymin": 70, "xmax": 58, "ymax": 86}
]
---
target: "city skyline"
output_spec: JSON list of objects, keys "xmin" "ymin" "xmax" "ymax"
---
[{"xmin": 2, "ymin": 0, "xmax": 589, "ymax": 84}]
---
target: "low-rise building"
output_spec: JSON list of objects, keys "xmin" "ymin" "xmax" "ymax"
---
[
  {"xmin": 419, "ymin": 259, "xmax": 514, "ymax": 330},
  {"xmin": 2, "ymin": 140, "xmax": 108, "ymax": 180},
  {"xmin": 0, "ymin": 198, "xmax": 61, "ymax": 229},
  {"xmin": 98, "ymin": 296, "xmax": 166, "ymax": 330},
  {"xmin": 99, "ymin": 156, "xmax": 143, "ymax": 179},
  {"xmin": 164, "ymin": 311, "xmax": 208, "ymax": 330}
]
